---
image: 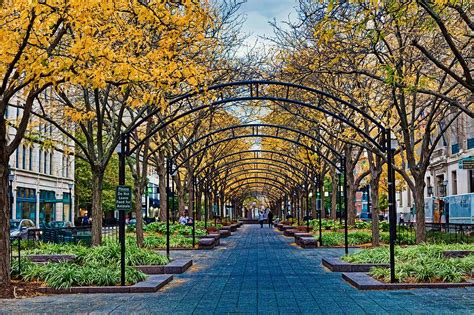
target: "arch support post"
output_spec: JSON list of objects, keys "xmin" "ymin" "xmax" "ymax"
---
[
  {"xmin": 192, "ymin": 176, "xmax": 196, "ymax": 249},
  {"xmin": 387, "ymin": 129, "xmax": 397, "ymax": 283},
  {"xmin": 118, "ymin": 133, "xmax": 127, "ymax": 286},
  {"xmin": 165, "ymin": 158, "xmax": 171, "ymax": 259},
  {"xmin": 342, "ymin": 157, "xmax": 348, "ymax": 255},
  {"xmin": 316, "ymin": 175, "xmax": 323, "ymax": 246}
]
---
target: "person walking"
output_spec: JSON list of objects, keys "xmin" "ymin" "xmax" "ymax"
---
[
  {"xmin": 258, "ymin": 210, "xmax": 265, "ymax": 228},
  {"xmin": 267, "ymin": 210, "xmax": 274, "ymax": 228}
]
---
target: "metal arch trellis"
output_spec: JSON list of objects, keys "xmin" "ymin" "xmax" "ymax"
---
[
  {"xmin": 201, "ymin": 159, "xmax": 309, "ymax": 184},
  {"xmin": 212, "ymin": 167, "xmax": 306, "ymax": 188},
  {"xmin": 213, "ymin": 169, "xmax": 306, "ymax": 193},
  {"xmin": 117, "ymin": 80, "xmax": 398, "ymax": 284},
  {"xmin": 169, "ymin": 123, "xmax": 343, "ymax": 172},
  {"xmin": 193, "ymin": 149, "xmax": 318, "ymax": 177},
  {"xmin": 128, "ymin": 80, "xmax": 386, "ymax": 155}
]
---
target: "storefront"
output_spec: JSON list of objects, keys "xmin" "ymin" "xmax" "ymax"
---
[{"xmin": 16, "ymin": 187, "xmax": 36, "ymax": 221}]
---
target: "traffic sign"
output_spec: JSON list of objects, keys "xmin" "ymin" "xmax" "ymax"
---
[{"xmin": 116, "ymin": 185, "xmax": 132, "ymax": 211}]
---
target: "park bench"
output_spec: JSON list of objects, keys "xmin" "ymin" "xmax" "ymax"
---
[{"xmin": 198, "ymin": 237, "xmax": 217, "ymax": 249}]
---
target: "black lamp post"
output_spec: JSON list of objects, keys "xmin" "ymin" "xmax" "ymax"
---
[
  {"xmin": 8, "ymin": 170, "xmax": 15, "ymax": 219},
  {"xmin": 67, "ymin": 183, "xmax": 73, "ymax": 222}
]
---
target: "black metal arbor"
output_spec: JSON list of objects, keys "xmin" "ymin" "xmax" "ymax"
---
[{"xmin": 117, "ymin": 80, "xmax": 398, "ymax": 285}]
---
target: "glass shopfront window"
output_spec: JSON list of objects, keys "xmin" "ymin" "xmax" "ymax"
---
[
  {"xmin": 16, "ymin": 187, "xmax": 36, "ymax": 221},
  {"xmin": 40, "ymin": 190, "xmax": 56, "ymax": 227},
  {"xmin": 63, "ymin": 192, "xmax": 71, "ymax": 222}
]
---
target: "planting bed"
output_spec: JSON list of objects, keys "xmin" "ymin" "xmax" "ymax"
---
[
  {"xmin": 37, "ymin": 274, "xmax": 173, "ymax": 294},
  {"xmin": 322, "ymin": 257, "xmax": 388, "ymax": 272},
  {"xmin": 343, "ymin": 272, "xmax": 474, "ymax": 290}
]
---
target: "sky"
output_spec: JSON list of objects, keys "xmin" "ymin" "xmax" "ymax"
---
[{"xmin": 238, "ymin": 0, "xmax": 298, "ymax": 51}]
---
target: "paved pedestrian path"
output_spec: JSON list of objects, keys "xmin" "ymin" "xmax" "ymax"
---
[{"xmin": 2, "ymin": 225, "xmax": 474, "ymax": 314}]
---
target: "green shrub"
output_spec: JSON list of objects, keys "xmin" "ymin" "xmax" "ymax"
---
[
  {"xmin": 353, "ymin": 221, "xmax": 371, "ymax": 229},
  {"xmin": 343, "ymin": 244, "xmax": 474, "ymax": 283},
  {"xmin": 17, "ymin": 259, "xmax": 146, "ymax": 289}
]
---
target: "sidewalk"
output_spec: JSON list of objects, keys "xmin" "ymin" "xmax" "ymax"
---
[{"xmin": 1, "ymin": 224, "xmax": 474, "ymax": 314}]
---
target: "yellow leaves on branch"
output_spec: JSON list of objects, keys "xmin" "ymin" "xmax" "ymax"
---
[
  {"xmin": 1, "ymin": 0, "xmax": 214, "ymax": 106},
  {"xmin": 64, "ymin": 107, "xmax": 96, "ymax": 122}
]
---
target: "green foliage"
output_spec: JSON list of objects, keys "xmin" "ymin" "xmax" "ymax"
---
[
  {"xmin": 75, "ymin": 144, "xmax": 134, "ymax": 213},
  {"xmin": 26, "ymin": 240, "xmax": 169, "ymax": 266},
  {"xmin": 342, "ymin": 244, "xmax": 474, "ymax": 283},
  {"xmin": 17, "ymin": 240, "xmax": 169, "ymax": 288},
  {"xmin": 15, "ymin": 259, "xmax": 146, "ymax": 289},
  {"xmin": 353, "ymin": 221, "xmax": 371, "ymax": 229},
  {"xmin": 321, "ymin": 231, "xmax": 372, "ymax": 246},
  {"xmin": 142, "ymin": 235, "xmax": 193, "ymax": 249},
  {"xmin": 144, "ymin": 222, "xmax": 206, "ymax": 236}
]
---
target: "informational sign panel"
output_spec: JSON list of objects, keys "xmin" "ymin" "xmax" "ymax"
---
[
  {"xmin": 459, "ymin": 157, "xmax": 474, "ymax": 169},
  {"xmin": 116, "ymin": 185, "xmax": 132, "ymax": 211}
]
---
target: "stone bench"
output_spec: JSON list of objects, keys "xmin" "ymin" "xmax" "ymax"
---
[
  {"xmin": 229, "ymin": 224, "xmax": 238, "ymax": 232},
  {"xmin": 198, "ymin": 237, "xmax": 217, "ymax": 249},
  {"xmin": 281, "ymin": 225, "xmax": 294, "ymax": 231},
  {"xmin": 220, "ymin": 226, "xmax": 232, "ymax": 231},
  {"xmin": 283, "ymin": 229, "xmax": 299, "ymax": 237},
  {"xmin": 299, "ymin": 237, "xmax": 318, "ymax": 248},
  {"xmin": 294, "ymin": 233, "xmax": 313, "ymax": 244},
  {"xmin": 200, "ymin": 233, "xmax": 220, "ymax": 245},
  {"xmin": 219, "ymin": 229, "xmax": 231, "ymax": 237}
]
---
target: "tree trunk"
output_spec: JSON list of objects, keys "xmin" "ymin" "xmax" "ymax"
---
[
  {"xmin": 331, "ymin": 171, "xmax": 338, "ymax": 221},
  {"xmin": 195, "ymin": 187, "xmax": 202, "ymax": 220},
  {"xmin": 346, "ymin": 167, "xmax": 356, "ymax": 226},
  {"xmin": 319, "ymin": 176, "xmax": 325, "ymax": 218},
  {"xmin": 187, "ymin": 177, "xmax": 193, "ymax": 218},
  {"xmin": 133, "ymin": 185, "xmax": 144, "ymax": 247},
  {"xmin": 176, "ymin": 178, "xmax": 186, "ymax": 216},
  {"xmin": 413, "ymin": 176, "xmax": 426, "ymax": 243},
  {"xmin": 0, "ymin": 137, "xmax": 12, "ymax": 297},
  {"xmin": 91, "ymin": 169, "xmax": 105, "ymax": 246}
]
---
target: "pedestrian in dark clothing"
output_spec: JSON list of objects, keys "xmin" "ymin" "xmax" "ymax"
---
[
  {"xmin": 258, "ymin": 210, "xmax": 265, "ymax": 228},
  {"xmin": 268, "ymin": 210, "xmax": 274, "ymax": 228}
]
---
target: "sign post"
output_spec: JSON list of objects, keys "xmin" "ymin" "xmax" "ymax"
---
[{"xmin": 116, "ymin": 185, "xmax": 131, "ymax": 286}]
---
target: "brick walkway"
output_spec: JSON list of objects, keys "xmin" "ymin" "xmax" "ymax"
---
[{"xmin": 2, "ymin": 225, "xmax": 474, "ymax": 314}]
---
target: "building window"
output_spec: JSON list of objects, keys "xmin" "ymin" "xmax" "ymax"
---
[
  {"xmin": 29, "ymin": 147, "xmax": 32, "ymax": 170},
  {"xmin": 49, "ymin": 152, "xmax": 53, "ymax": 175},
  {"xmin": 38, "ymin": 148, "xmax": 42, "ymax": 173},
  {"xmin": 22, "ymin": 145, "xmax": 26, "ymax": 169},
  {"xmin": 451, "ymin": 143, "xmax": 460, "ymax": 154},
  {"xmin": 15, "ymin": 149, "xmax": 19, "ymax": 168},
  {"xmin": 451, "ymin": 171, "xmax": 457, "ymax": 195},
  {"xmin": 16, "ymin": 187, "xmax": 36, "ymax": 221},
  {"xmin": 44, "ymin": 150, "xmax": 48, "ymax": 174},
  {"xmin": 470, "ymin": 170, "xmax": 474, "ymax": 193},
  {"xmin": 66, "ymin": 156, "xmax": 70, "ymax": 178}
]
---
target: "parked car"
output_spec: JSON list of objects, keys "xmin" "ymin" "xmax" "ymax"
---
[
  {"xmin": 10, "ymin": 219, "xmax": 35, "ymax": 240},
  {"xmin": 48, "ymin": 221, "xmax": 73, "ymax": 228}
]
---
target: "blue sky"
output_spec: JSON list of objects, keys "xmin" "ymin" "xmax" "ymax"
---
[{"xmin": 238, "ymin": 0, "xmax": 297, "ymax": 50}]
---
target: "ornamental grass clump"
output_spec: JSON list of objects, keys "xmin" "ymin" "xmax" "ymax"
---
[
  {"xmin": 18, "ymin": 240, "xmax": 170, "ymax": 288},
  {"xmin": 16, "ymin": 259, "xmax": 146, "ymax": 289},
  {"xmin": 342, "ymin": 244, "xmax": 474, "ymax": 283}
]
